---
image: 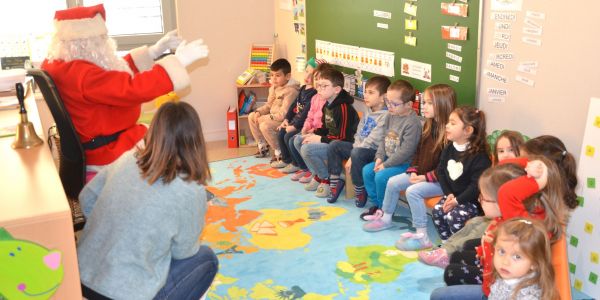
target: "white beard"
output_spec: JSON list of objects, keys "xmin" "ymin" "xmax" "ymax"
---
[{"xmin": 46, "ymin": 35, "xmax": 133, "ymax": 76}]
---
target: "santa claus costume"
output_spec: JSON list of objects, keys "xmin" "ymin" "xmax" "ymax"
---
[{"xmin": 42, "ymin": 4, "xmax": 201, "ymax": 168}]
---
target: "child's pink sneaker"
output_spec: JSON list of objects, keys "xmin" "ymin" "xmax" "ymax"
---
[
  {"xmin": 362, "ymin": 219, "xmax": 394, "ymax": 232},
  {"xmin": 298, "ymin": 171, "xmax": 313, "ymax": 183},
  {"xmin": 417, "ymin": 248, "xmax": 449, "ymax": 268},
  {"xmin": 291, "ymin": 170, "xmax": 307, "ymax": 181}
]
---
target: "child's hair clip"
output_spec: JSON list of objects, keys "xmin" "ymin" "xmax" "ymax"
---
[
  {"xmin": 561, "ymin": 150, "xmax": 567, "ymax": 156},
  {"xmin": 518, "ymin": 219, "xmax": 532, "ymax": 225}
]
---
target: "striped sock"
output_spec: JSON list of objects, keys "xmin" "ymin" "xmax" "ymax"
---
[
  {"xmin": 330, "ymin": 176, "xmax": 340, "ymax": 190},
  {"xmin": 354, "ymin": 185, "xmax": 365, "ymax": 195}
]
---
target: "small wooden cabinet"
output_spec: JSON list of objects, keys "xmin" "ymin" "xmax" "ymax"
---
[{"xmin": 235, "ymin": 83, "xmax": 270, "ymax": 147}]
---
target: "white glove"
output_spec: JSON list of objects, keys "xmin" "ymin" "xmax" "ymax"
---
[
  {"xmin": 149, "ymin": 30, "xmax": 183, "ymax": 59},
  {"xmin": 174, "ymin": 39, "xmax": 209, "ymax": 67}
]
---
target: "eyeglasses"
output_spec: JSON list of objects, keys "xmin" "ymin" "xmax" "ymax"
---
[
  {"xmin": 478, "ymin": 195, "xmax": 497, "ymax": 203},
  {"xmin": 386, "ymin": 99, "xmax": 408, "ymax": 108},
  {"xmin": 316, "ymin": 84, "xmax": 332, "ymax": 90}
]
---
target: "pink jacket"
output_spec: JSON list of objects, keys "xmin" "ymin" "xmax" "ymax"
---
[{"xmin": 302, "ymin": 94, "xmax": 326, "ymax": 132}]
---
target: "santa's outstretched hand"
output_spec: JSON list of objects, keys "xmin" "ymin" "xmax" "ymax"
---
[
  {"xmin": 175, "ymin": 39, "xmax": 209, "ymax": 67},
  {"xmin": 149, "ymin": 30, "xmax": 183, "ymax": 59}
]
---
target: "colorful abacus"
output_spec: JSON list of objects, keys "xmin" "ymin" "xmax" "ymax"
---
[{"xmin": 249, "ymin": 44, "xmax": 273, "ymax": 74}]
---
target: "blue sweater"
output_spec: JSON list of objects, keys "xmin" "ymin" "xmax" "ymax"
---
[{"xmin": 77, "ymin": 151, "xmax": 207, "ymax": 300}]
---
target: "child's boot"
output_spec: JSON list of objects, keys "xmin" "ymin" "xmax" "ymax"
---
[
  {"xmin": 354, "ymin": 185, "xmax": 367, "ymax": 208},
  {"xmin": 254, "ymin": 143, "xmax": 269, "ymax": 158},
  {"xmin": 327, "ymin": 177, "xmax": 345, "ymax": 203}
]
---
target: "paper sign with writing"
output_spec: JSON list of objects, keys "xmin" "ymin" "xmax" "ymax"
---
[
  {"xmin": 484, "ymin": 69, "xmax": 508, "ymax": 84},
  {"xmin": 522, "ymin": 36, "xmax": 542, "ymax": 46},
  {"xmin": 404, "ymin": 35, "xmax": 417, "ymax": 47},
  {"xmin": 446, "ymin": 63, "xmax": 462, "ymax": 72},
  {"xmin": 441, "ymin": 2, "xmax": 468, "ymax": 17},
  {"xmin": 405, "ymin": 19, "xmax": 418, "ymax": 30},
  {"xmin": 446, "ymin": 51, "xmax": 463, "ymax": 63},
  {"xmin": 447, "ymin": 43, "xmax": 462, "ymax": 52},
  {"xmin": 441, "ymin": 25, "xmax": 468, "ymax": 40},
  {"xmin": 404, "ymin": 3, "xmax": 418, "ymax": 16},
  {"xmin": 515, "ymin": 75, "xmax": 535, "ymax": 86},
  {"xmin": 491, "ymin": 12, "xmax": 517, "ymax": 22},
  {"xmin": 449, "ymin": 75, "xmax": 460, "ymax": 82}
]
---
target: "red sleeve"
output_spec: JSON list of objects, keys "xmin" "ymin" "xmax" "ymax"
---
[{"xmin": 497, "ymin": 175, "xmax": 540, "ymax": 219}]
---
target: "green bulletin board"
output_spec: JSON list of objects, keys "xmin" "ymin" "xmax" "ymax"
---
[{"xmin": 306, "ymin": 0, "xmax": 481, "ymax": 106}]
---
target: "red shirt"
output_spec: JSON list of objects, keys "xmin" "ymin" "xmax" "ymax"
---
[{"xmin": 477, "ymin": 157, "xmax": 544, "ymax": 295}]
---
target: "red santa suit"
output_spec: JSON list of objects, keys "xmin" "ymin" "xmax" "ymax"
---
[{"xmin": 42, "ymin": 4, "xmax": 190, "ymax": 166}]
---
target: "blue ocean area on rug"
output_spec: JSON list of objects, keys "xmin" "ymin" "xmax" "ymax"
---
[{"xmin": 203, "ymin": 157, "xmax": 444, "ymax": 299}]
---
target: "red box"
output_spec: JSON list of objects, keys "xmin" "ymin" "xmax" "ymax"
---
[{"xmin": 227, "ymin": 106, "xmax": 238, "ymax": 148}]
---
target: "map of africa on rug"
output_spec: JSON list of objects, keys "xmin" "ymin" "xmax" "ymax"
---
[{"xmin": 202, "ymin": 156, "xmax": 445, "ymax": 300}]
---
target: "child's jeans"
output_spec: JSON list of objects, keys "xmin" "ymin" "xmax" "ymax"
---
[
  {"xmin": 362, "ymin": 161, "xmax": 409, "ymax": 208},
  {"xmin": 381, "ymin": 173, "xmax": 442, "ymax": 229},
  {"xmin": 277, "ymin": 128, "xmax": 298, "ymax": 163},
  {"xmin": 300, "ymin": 142, "xmax": 330, "ymax": 179},
  {"xmin": 432, "ymin": 197, "xmax": 481, "ymax": 240},
  {"xmin": 327, "ymin": 140, "xmax": 353, "ymax": 176},
  {"xmin": 290, "ymin": 134, "xmax": 308, "ymax": 170},
  {"xmin": 430, "ymin": 285, "xmax": 485, "ymax": 300},
  {"xmin": 349, "ymin": 147, "xmax": 377, "ymax": 186}
]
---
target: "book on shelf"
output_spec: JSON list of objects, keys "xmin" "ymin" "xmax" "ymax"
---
[
  {"xmin": 236, "ymin": 68, "xmax": 257, "ymax": 85},
  {"xmin": 237, "ymin": 90, "xmax": 246, "ymax": 111},
  {"xmin": 240, "ymin": 91, "xmax": 257, "ymax": 115}
]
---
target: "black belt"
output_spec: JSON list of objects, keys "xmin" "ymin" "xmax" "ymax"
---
[{"xmin": 82, "ymin": 130, "xmax": 125, "ymax": 151}]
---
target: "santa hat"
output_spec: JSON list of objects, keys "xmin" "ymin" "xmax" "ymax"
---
[{"xmin": 53, "ymin": 4, "xmax": 108, "ymax": 41}]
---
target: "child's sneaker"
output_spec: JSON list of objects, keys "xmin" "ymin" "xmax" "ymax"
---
[
  {"xmin": 304, "ymin": 177, "xmax": 320, "ymax": 191},
  {"xmin": 355, "ymin": 187, "xmax": 367, "ymax": 208},
  {"xmin": 395, "ymin": 232, "xmax": 433, "ymax": 251},
  {"xmin": 270, "ymin": 158, "xmax": 287, "ymax": 169},
  {"xmin": 254, "ymin": 145, "xmax": 269, "ymax": 158},
  {"xmin": 327, "ymin": 180, "xmax": 345, "ymax": 203},
  {"xmin": 298, "ymin": 172, "xmax": 314, "ymax": 183},
  {"xmin": 363, "ymin": 218, "xmax": 394, "ymax": 232},
  {"xmin": 315, "ymin": 182, "xmax": 331, "ymax": 198},
  {"xmin": 291, "ymin": 170, "xmax": 307, "ymax": 181},
  {"xmin": 281, "ymin": 164, "xmax": 300, "ymax": 174},
  {"xmin": 359, "ymin": 206, "xmax": 380, "ymax": 221},
  {"xmin": 418, "ymin": 248, "xmax": 449, "ymax": 268}
]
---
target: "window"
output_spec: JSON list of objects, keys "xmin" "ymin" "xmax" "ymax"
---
[
  {"xmin": 0, "ymin": 0, "xmax": 175, "ymax": 65},
  {"xmin": 78, "ymin": 0, "xmax": 176, "ymax": 50}
]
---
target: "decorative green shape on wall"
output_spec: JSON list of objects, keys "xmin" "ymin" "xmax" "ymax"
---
[{"xmin": 0, "ymin": 228, "xmax": 64, "ymax": 299}]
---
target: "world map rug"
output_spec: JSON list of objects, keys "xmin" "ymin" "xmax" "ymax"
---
[{"xmin": 203, "ymin": 156, "xmax": 445, "ymax": 300}]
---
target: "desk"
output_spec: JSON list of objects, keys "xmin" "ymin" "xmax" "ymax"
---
[{"xmin": 0, "ymin": 93, "xmax": 81, "ymax": 299}]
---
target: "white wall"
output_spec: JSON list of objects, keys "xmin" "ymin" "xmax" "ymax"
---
[
  {"xmin": 478, "ymin": 1, "xmax": 600, "ymax": 162},
  {"xmin": 175, "ymin": 1, "xmax": 274, "ymax": 141},
  {"xmin": 274, "ymin": 1, "xmax": 305, "ymax": 82}
]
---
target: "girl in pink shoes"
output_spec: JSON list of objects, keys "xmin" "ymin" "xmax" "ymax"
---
[
  {"xmin": 287, "ymin": 63, "xmax": 334, "ymax": 183},
  {"xmin": 362, "ymin": 84, "xmax": 456, "ymax": 252},
  {"xmin": 488, "ymin": 218, "xmax": 558, "ymax": 300},
  {"xmin": 429, "ymin": 106, "xmax": 492, "ymax": 241},
  {"xmin": 418, "ymin": 130, "xmax": 525, "ymax": 265}
]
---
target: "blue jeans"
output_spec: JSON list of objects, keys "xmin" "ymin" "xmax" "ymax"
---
[
  {"xmin": 349, "ymin": 147, "xmax": 377, "ymax": 186},
  {"xmin": 430, "ymin": 285, "xmax": 485, "ymax": 300},
  {"xmin": 290, "ymin": 134, "xmax": 308, "ymax": 170},
  {"xmin": 381, "ymin": 173, "xmax": 443, "ymax": 228},
  {"xmin": 153, "ymin": 245, "xmax": 219, "ymax": 300},
  {"xmin": 277, "ymin": 128, "xmax": 298, "ymax": 163},
  {"xmin": 327, "ymin": 140, "xmax": 353, "ymax": 176},
  {"xmin": 301, "ymin": 142, "xmax": 330, "ymax": 179},
  {"xmin": 362, "ymin": 162, "xmax": 409, "ymax": 208}
]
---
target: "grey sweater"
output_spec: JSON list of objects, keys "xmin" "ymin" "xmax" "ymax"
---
[
  {"xmin": 353, "ymin": 109, "xmax": 388, "ymax": 149},
  {"xmin": 77, "ymin": 151, "xmax": 207, "ymax": 300},
  {"xmin": 375, "ymin": 110, "xmax": 422, "ymax": 168}
]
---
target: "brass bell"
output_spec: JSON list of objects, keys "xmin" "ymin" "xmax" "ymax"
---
[{"xmin": 12, "ymin": 82, "xmax": 43, "ymax": 149}]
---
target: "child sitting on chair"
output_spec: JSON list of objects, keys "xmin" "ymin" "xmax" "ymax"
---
[{"xmin": 248, "ymin": 58, "xmax": 300, "ymax": 163}]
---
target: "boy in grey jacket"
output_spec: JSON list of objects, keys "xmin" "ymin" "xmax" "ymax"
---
[
  {"xmin": 360, "ymin": 80, "xmax": 422, "ymax": 219},
  {"xmin": 326, "ymin": 75, "xmax": 391, "ymax": 203}
]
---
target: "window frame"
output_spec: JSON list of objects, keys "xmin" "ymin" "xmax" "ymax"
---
[{"xmin": 66, "ymin": 0, "xmax": 176, "ymax": 51}]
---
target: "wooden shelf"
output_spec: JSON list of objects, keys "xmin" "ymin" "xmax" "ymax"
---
[{"xmin": 236, "ymin": 83, "xmax": 271, "ymax": 88}]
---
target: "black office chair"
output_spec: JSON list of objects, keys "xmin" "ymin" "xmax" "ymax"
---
[{"xmin": 27, "ymin": 68, "xmax": 86, "ymax": 230}]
